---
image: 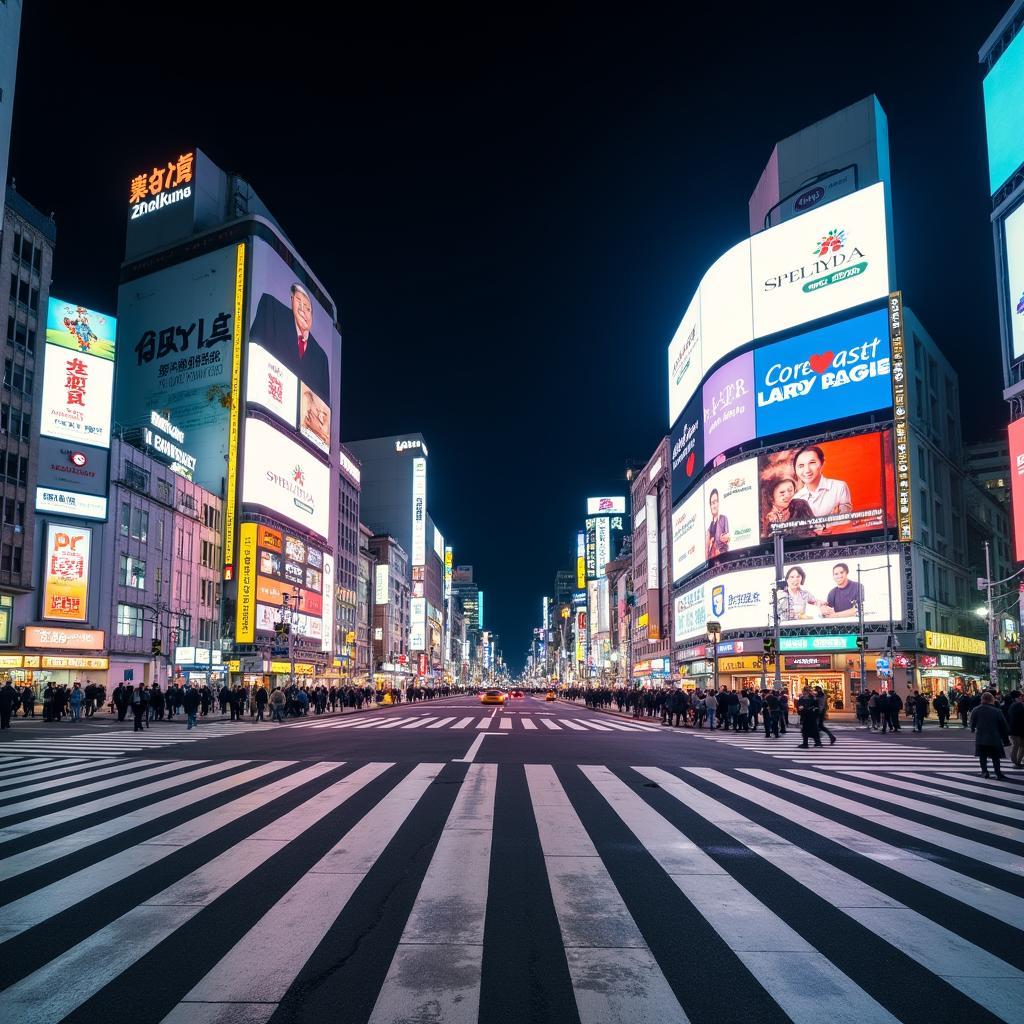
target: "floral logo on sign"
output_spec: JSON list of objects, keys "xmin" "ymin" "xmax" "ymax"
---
[
  {"xmin": 292, "ymin": 465, "xmax": 305, "ymax": 487},
  {"xmin": 1016, "ymin": 291, "xmax": 1024, "ymax": 317},
  {"xmin": 813, "ymin": 228, "xmax": 845, "ymax": 258}
]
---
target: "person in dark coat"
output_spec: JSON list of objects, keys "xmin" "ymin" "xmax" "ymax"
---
[
  {"xmin": 887, "ymin": 690, "xmax": 903, "ymax": 732},
  {"xmin": 932, "ymin": 690, "xmax": 950, "ymax": 728},
  {"xmin": 909, "ymin": 690, "xmax": 929, "ymax": 733},
  {"xmin": 797, "ymin": 690, "xmax": 822, "ymax": 748},
  {"xmin": 970, "ymin": 691, "xmax": 1010, "ymax": 779},
  {"xmin": 182, "ymin": 684, "xmax": 202, "ymax": 729},
  {"xmin": 0, "ymin": 680, "xmax": 18, "ymax": 729},
  {"xmin": 1007, "ymin": 692, "xmax": 1024, "ymax": 769}
]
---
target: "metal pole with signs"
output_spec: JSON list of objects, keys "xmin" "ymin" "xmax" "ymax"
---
[
  {"xmin": 858, "ymin": 564, "xmax": 866, "ymax": 692},
  {"xmin": 773, "ymin": 534, "xmax": 784, "ymax": 691},
  {"xmin": 986, "ymin": 541, "xmax": 997, "ymax": 687}
]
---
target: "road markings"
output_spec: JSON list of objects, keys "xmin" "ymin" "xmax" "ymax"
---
[{"xmin": 454, "ymin": 732, "xmax": 507, "ymax": 764}]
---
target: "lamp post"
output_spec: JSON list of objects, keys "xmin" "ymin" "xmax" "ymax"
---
[
  {"xmin": 706, "ymin": 620, "xmax": 721, "ymax": 694},
  {"xmin": 281, "ymin": 587, "xmax": 303, "ymax": 691}
]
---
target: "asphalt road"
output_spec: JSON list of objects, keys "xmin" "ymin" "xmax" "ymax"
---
[{"xmin": 0, "ymin": 694, "xmax": 1020, "ymax": 1024}]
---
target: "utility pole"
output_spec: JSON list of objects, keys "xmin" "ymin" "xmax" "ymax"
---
[
  {"xmin": 858, "ymin": 563, "xmax": 866, "ymax": 692},
  {"xmin": 986, "ymin": 540, "xmax": 997, "ymax": 688},
  {"xmin": 773, "ymin": 534, "xmax": 784, "ymax": 691}
]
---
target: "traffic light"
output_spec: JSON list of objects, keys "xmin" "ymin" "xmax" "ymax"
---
[
  {"xmin": 275, "ymin": 621, "xmax": 290, "ymax": 637},
  {"xmin": 151, "ymin": 639, "xmax": 162, "ymax": 657},
  {"xmin": 763, "ymin": 637, "xmax": 775, "ymax": 656},
  {"xmin": 856, "ymin": 636, "xmax": 868, "ymax": 650}
]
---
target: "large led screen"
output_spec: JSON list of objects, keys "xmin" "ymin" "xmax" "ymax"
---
[
  {"xmin": 246, "ymin": 238, "xmax": 337, "ymax": 457},
  {"xmin": 670, "ymin": 391, "xmax": 704, "ymax": 505},
  {"xmin": 673, "ymin": 553, "xmax": 903, "ymax": 642},
  {"xmin": 115, "ymin": 246, "xmax": 239, "ymax": 493},
  {"xmin": 667, "ymin": 182, "xmax": 889, "ymax": 426},
  {"xmin": 984, "ymin": 29, "xmax": 1024, "ymax": 194},
  {"xmin": 1004, "ymin": 202, "xmax": 1024, "ymax": 361},
  {"xmin": 1010, "ymin": 417, "xmax": 1024, "ymax": 562},
  {"xmin": 672, "ymin": 457, "xmax": 759, "ymax": 585},
  {"xmin": 758, "ymin": 430, "xmax": 895, "ymax": 541},
  {"xmin": 41, "ymin": 299, "xmax": 117, "ymax": 449},
  {"xmin": 241, "ymin": 418, "xmax": 330, "ymax": 540},
  {"xmin": 703, "ymin": 350, "xmax": 755, "ymax": 461},
  {"xmin": 41, "ymin": 523, "xmax": 92, "ymax": 623},
  {"xmin": 752, "ymin": 307, "xmax": 891, "ymax": 438}
]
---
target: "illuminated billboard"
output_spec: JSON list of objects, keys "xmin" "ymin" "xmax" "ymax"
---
[
  {"xmin": 246, "ymin": 238, "xmax": 336, "ymax": 458},
  {"xmin": 984, "ymin": 29, "xmax": 1024, "ymax": 194},
  {"xmin": 410, "ymin": 597, "xmax": 426, "ymax": 650},
  {"xmin": 671, "ymin": 489, "xmax": 704, "ymax": 583},
  {"xmin": 35, "ymin": 438, "xmax": 109, "ymax": 522},
  {"xmin": 752, "ymin": 307, "xmax": 891, "ymax": 437},
  {"xmin": 1010, "ymin": 418, "xmax": 1024, "ymax": 562},
  {"xmin": 41, "ymin": 299, "xmax": 116, "ymax": 449},
  {"xmin": 703, "ymin": 351, "xmax": 755, "ymax": 461},
  {"xmin": 673, "ymin": 553, "xmax": 903, "ymax": 642},
  {"xmin": 115, "ymin": 245, "xmax": 239, "ymax": 493},
  {"xmin": 670, "ymin": 391, "xmax": 704, "ymax": 505},
  {"xmin": 1004, "ymin": 202, "xmax": 1024, "ymax": 361},
  {"xmin": 587, "ymin": 496, "xmax": 626, "ymax": 515},
  {"xmin": 41, "ymin": 523, "xmax": 92, "ymax": 623},
  {"xmin": 667, "ymin": 182, "xmax": 889, "ymax": 425},
  {"xmin": 375, "ymin": 563, "xmax": 390, "ymax": 605},
  {"xmin": 241, "ymin": 418, "xmax": 330, "ymax": 540},
  {"xmin": 412, "ymin": 457, "xmax": 427, "ymax": 566},
  {"xmin": 758, "ymin": 430, "xmax": 895, "ymax": 541}
]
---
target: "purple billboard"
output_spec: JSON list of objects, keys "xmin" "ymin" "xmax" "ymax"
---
[{"xmin": 703, "ymin": 351, "xmax": 756, "ymax": 461}]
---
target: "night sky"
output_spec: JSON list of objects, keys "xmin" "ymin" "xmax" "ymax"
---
[{"xmin": 9, "ymin": 4, "xmax": 1010, "ymax": 669}]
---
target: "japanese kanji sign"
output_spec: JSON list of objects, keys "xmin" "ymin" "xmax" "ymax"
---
[{"xmin": 41, "ymin": 524, "xmax": 91, "ymax": 623}]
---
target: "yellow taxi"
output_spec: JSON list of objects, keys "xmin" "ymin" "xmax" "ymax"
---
[
  {"xmin": 479, "ymin": 688, "xmax": 506, "ymax": 705},
  {"xmin": 545, "ymin": 690, "xmax": 558, "ymax": 702}
]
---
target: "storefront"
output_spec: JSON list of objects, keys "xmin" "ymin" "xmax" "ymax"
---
[
  {"xmin": 0, "ymin": 626, "xmax": 110, "ymax": 698},
  {"xmin": 633, "ymin": 657, "xmax": 671, "ymax": 686},
  {"xmin": 916, "ymin": 631, "xmax": 989, "ymax": 696}
]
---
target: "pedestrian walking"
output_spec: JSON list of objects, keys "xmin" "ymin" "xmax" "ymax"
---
[
  {"xmin": 909, "ymin": 690, "xmax": 929, "ymax": 733},
  {"xmin": 933, "ymin": 690, "xmax": 950, "ymax": 728},
  {"xmin": 1007, "ymin": 691, "xmax": 1024, "ymax": 769},
  {"xmin": 970, "ymin": 691, "xmax": 1010, "ymax": 779},
  {"xmin": 0, "ymin": 679, "xmax": 17, "ymax": 729},
  {"xmin": 797, "ymin": 690, "xmax": 822, "ymax": 748},
  {"xmin": 69, "ymin": 681, "xmax": 84, "ymax": 722},
  {"xmin": 182, "ymin": 684, "xmax": 201, "ymax": 729},
  {"xmin": 814, "ymin": 687, "xmax": 836, "ymax": 745}
]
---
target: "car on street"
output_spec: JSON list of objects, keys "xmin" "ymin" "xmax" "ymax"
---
[
  {"xmin": 480, "ymin": 688, "xmax": 506, "ymax": 705},
  {"xmin": 545, "ymin": 690, "xmax": 557, "ymax": 701}
]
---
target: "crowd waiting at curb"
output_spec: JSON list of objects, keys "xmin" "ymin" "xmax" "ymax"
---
[{"xmin": 561, "ymin": 683, "xmax": 1024, "ymax": 778}]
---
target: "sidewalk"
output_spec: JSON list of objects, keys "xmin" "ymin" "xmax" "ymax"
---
[{"xmin": 5, "ymin": 696, "xmax": 462, "ymax": 729}]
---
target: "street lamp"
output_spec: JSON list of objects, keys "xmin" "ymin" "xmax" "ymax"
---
[
  {"xmin": 280, "ymin": 587, "xmax": 303, "ymax": 691},
  {"xmin": 706, "ymin": 620, "xmax": 721, "ymax": 694}
]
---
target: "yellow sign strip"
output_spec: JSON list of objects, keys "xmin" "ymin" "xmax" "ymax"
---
[{"xmin": 223, "ymin": 241, "xmax": 246, "ymax": 577}]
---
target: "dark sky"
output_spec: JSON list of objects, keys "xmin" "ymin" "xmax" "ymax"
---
[{"xmin": 10, "ymin": 4, "xmax": 1010, "ymax": 670}]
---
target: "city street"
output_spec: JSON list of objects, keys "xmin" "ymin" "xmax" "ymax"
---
[{"xmin": 0, "ymin": 695, "xmax": 1021, "ymax": 1024}]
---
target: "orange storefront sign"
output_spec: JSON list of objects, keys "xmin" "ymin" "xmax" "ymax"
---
[{"xmin": 258, "ymin": 526, "xmax": 283, "ymax": 554}]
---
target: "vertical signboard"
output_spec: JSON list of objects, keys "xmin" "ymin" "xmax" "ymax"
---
[
  {"xmin": 41, "ymin": 524, "xmax": 91, "ymax": 623},
  {"xmin": 576, "ymin": 530, "xmax": 586, "ymax": 588},
  {"xmin": 645, "ymin": 492, "xmax": 661, "ymax": 639},
  {"xmin": 321, "ymin": 553, "xmax": 334, "ymax": 654},
  {"xmin": 235, "ymin": 522, "xmax": 257, "ymax": 643},
  {"xmin": 412, "ymin": 457, "xmax": 427, "ymax": 566},
  {"xmin": 888, "ymin": 291, "xmax": 912, "ymax": 541},
  {"xmin": 1010, "ymin": 418, "xmax": 1024, "ymax": 562}
]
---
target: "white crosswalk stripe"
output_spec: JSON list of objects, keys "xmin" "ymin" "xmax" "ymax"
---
[
  {"xmin": 280, "ymin": 711, "xmax": 661, "ymax": 734},
  {"xmin": 681, "ymin": 727, "xmax": 979, "ymax": 770},
  {"xmin": 0, "ymin": 755, "xmax": 1021, "ymax": 1024},
  {"xmin": 0, "ymin": 721, "xmax": 274, "ymax": 758}
]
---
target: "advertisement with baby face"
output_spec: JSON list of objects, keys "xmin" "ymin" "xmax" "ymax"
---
[{"xmin": 757, "ymin": 429, "xmax": 895, "ymax": 541}]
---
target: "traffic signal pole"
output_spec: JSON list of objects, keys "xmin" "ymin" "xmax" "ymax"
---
[
  {"xmin": 858, "ymin": 563, "xmax": 866, "ymax": 692},
  {"xmin": 773, "ymin": 535, "xmax": 783, "ymax": 691}
]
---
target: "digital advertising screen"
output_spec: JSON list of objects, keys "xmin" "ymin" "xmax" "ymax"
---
[
  {"xmin": 670, "ymin": 391, "xmax": 704, "ymax": 505},
  {"xmin": 752, "ymin": 307, "xmax": 891, "ymax": 438},
  {"xmin": 246, "ymin": 237, "xmax": 338, "ymax": 459},
  {"xmin": 1004, "ymin": 202, "xmax": 1024, "ymax": 362},
  {"xmin": 41, "ymin": 298, "xmax": 117, "ymax": 450},
  {"xmin": 758, "ymin": 430, "xmax": 895, "ymax": 541},
  {"xmin": 245, "ymin": 522, "xmax": 326, "ymax": 641},
  {"xmin": 672, "ymin": 552, "xmax": 902, "ymax": 642},
  {"xmin": 666, "ymin": 182, "xmax": 890, "ymax": 426},
  {"xmin": 246, "ymin": 342, "xmax": 298, "ymax": 428},
  {"xmin": 115, "ymin": 245, "xmax": 239, "ymax": 493},
  {"xmin": 703, "ymin": 350, "xmax": 756, "ymax": 460},
  {"xmin": 984, "ymin": 28, "xmax": 1024, "ymax": 194},
  {"xmin": 41, "ymin": 523, "xmax": 92, "ymax": 623},
  {"xmin": 703, "ymin": 457, "xmax": 760, "ymax": 559},
  {"xmin": 671, "ymin": 489, "xmax": 704, "ymax": 583},
  {"xmin": 1010, "ymin": 417, "xmax": 1024, "ymax": 562},
  {"xmin": 241, "ymin": 418, "xmax": 331, "ymax": 540}
]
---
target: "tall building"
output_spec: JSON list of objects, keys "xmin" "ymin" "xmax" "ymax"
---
[
  {"xmin": 666, "ymin": 98, "xmax": 992, "ymax": 705},
  {"xmin": 356, "ymin": 523, "xmax": 374, "ymax": 684},
  {"xmin": 336, "ymin": 445, "xmax": 361, "ymax": 668},
  {"xmin": 113, "ymin": 148, "xmax": 342, "ymax": 687},
  {"xmin": 963, "ymin": 439, "xmax": 1011, "ymax": 507},
  {"xmin": 345, "ymin": 433, "xmax": 447, "ymax": 679},
  {"xmin": 0, "ymin": 0, "xmax": 22, "ymax": 195},
  {"xmin": 368, "ymin": 532, "xmax": 411, "ymax": 689},
  {"xmin": 629, "ymin": 438, "xmax": 673, "ymax": 684},
  {"xmin": 1, "ymin": 188, "xmax": 55, "ymax": 641}
]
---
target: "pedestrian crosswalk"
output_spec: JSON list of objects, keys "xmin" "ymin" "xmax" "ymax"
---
[
  {"xmin": 0, "ymin": 755, "xmax": 1020, "ymax": 1024},
  {"xmin": 0, "ymin": 721, "xmax": 273, "ymax": 757},
  {"xmin": 283, "ymin": 712, "xmax": 661, "ymax": 734},
  {"xmin": 684, "ymin": 725, "xmax": 981, "ymax": 770}
]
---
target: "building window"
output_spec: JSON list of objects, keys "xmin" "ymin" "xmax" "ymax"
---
[
  {"xmin": 125, "ymin": 462, "xmax": 149, "ymax": 494},
  {"xmin": 117, "ymin": 603, "xmax": 144, "ymax": 638},
  {"xmin": 120, "ymin": 555, "xmax": 146, "ymax": 589},
  {"xmin": 120, "ymin": 503, "xmax": 130, "ymax": 537},
  {"xmin": 156, "ymin": 518, "xmax": 165, "ymax": 551},
  {"xmin": 131, "ymin": 508, "xmax": 149, "ymax": 542},
  {"xmin": 157, "ymin": 478, "xmax": 171, "ymax": 504}
]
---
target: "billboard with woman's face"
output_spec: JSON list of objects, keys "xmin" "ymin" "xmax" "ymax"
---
[{"xmin": 758, "ymin": 429, "xmax": 895, "ymax": 541}]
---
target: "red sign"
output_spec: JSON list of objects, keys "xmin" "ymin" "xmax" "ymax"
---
[
  {"xmin": 417, "ymin": 653, "xmax": 428, "ymax": 676},
  {"xmin": 396, "ymin": 654, "xmax": 408, "ymax": 664},
  {"xmin": 1010, "ymin": 418, "xmax": 1024, "ymax": 562},
  {"xmin": 783, "ymin": 655, "xmax": 832, "ymax": 671}
]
